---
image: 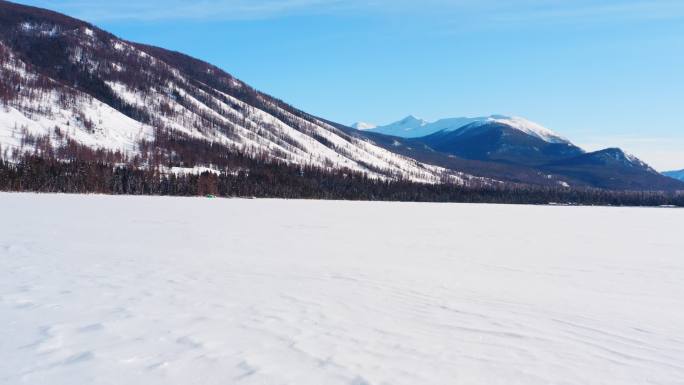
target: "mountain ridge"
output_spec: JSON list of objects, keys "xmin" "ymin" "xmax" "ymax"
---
[
  {"xmin": 0, "ymin": 0, "xmax": 486, "ymax": 186},
  {"xmin": 345, "ymin": 116, "xmax": 683, "ymax": 191},
  {"xmin": 357, "ymin": 114, "xmax": 569, "ymax": 143},
  {"xmin": 1, "ymin": 0, "xmax": 682, "ymax": 193},
  {"xmin": 663, "ymin": 169, "xmax": 684, "ymax": 182}
]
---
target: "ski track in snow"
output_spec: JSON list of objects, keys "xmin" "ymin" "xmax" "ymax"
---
[{"xmin": 1, "ymin": 193, "xmax": 684, "ymax": 385}]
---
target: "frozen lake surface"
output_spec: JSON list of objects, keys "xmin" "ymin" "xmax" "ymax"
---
[{"xmin": 1, "ymin": 193, "xmax": 683, "ymax": 384}]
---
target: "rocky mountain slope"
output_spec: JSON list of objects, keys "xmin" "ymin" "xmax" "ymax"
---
[
  {"xmin": 540, "ymin": 148, "xmax": 682, "ymax": 191},
  {"xmin": 0, "ymin": 0, "xmax": 485, "ymax": 186}
]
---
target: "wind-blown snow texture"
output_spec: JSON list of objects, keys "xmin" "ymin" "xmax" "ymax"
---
[{"xmin": 1, "ymin": 193, "xmax": 684, "ymax": 385}]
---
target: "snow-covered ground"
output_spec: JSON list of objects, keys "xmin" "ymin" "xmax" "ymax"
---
[{"xmin": 1, "ymin": 193, "xmax": 683, "ymax": 385}]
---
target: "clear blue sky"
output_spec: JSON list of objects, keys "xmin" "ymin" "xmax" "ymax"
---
[{"xmin": 16, "ymin": 0, "xmax": 684, "ymax": 170}]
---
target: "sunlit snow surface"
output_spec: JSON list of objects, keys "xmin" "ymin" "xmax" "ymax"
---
[{"xmin": 1, "ymin": 193, "xmax": 684, "ymax": 385}]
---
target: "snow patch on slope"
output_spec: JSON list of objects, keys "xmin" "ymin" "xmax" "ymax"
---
[
  {"xmin": 363, "ymin": 115, "xmax": 431, "ymax": 137},
  {"xmin": 485, "ymin": 116, "xmax": 570, "ymax": 144},
  {"xmin": 0, "ymin": 98, "xmax": 153, "ymax": 155}
]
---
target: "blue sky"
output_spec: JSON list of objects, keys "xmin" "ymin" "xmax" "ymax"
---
[{"xmin": 16, "ymin": 0, "xmax": 684, "ymax": 170}]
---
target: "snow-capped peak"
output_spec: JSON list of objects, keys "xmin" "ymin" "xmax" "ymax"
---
[
  {"xmin": 351, "ymin": 122, "xmax": 377, "ymax": 130},
  {"xmin": 453, "ymin": 115, "xmax": 570, "ymax": 144},
  {"xmin": 360, "ymin": 114, "xmax": 571, "ymax": 143},
  {"xmin": 397, "ymin": 115, "xmax": 429, "ymax": 127},
  {"xmin": 485, "ymin": 116, "xmax": 570, "ymax": 144},
  {"xmin": 356, "ymin": 115, "xmax": 432, "ymax": 137}
]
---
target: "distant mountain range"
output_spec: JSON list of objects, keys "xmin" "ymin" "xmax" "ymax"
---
[
  {"xmin": 349, "ymin": 116, "xmax": 683, "ymax": 191},
  {"xmin": 354, "ymin": 115, "xmax": 569, "ymax": 143},
  {"xmin": 0, "ymin": 0, "xmax": 682, "ymax": 195},
  {"xmin": 664, "ymin": 169, "xmax": 684, "ymax": 182}
]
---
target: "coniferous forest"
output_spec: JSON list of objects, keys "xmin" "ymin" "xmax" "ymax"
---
[
  {"xmin": 0, "ymin": 123, "xmax": 681, "ymax": 206},
  {"xmin": 2, "ymin": 154, "xmax": 683, "ymax": 207}
]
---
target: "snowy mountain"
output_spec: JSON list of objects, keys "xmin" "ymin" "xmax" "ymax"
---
[
  {"xmin": 664, "ymin": 169, "xmax": 684, "ymax": 181},
  {"xmin": 350, "ymin": 121, "xmax": 376, "ymax": 130},
  {"xmin": 0, "ymin": 1, "xmax": 681, "ymax": 193},
  {"xmin": 344, "ymin": 117, "xmax": 684, "ymax": 191},
  {"xmin": 361, "ymin": 114, "xmax": 569, "ymax": 143},
  {"xmin": 0, "ymin": 1, "xmax": 487, "ymax": 186},
  {"xmin": 453, "ymin": 116, "xmax": 570, "ymax": 144},
  {"xmin": 362, "ymin": 115, "xmax": 432, "ymax": 137},
  {"xmin": 547, "ymin": 148, "xmax": 657, "ymax": 172},
  {"xmin": 420, "ymin": 120, "xmax": 584, "ymax": 166}
]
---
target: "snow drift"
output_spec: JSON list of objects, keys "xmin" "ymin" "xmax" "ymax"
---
[{"xmin": 1, "ymin": 193, "xmax": 683, "ymax": 385}]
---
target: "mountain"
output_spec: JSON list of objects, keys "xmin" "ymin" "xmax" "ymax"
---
[
  {"xmin": 350, "ymin": 122, "xmax": 376, "ymax": 130},
  {"xmin": 419, "ymin": 121, "xmax": 583, "ymax": 166},
  {"xmin": 456, "ymin": 116, "xmax": 570, "ymax": 143},
  {"xmin": 0, "ymin": 0, "xmax": 483, "ymax": 186},
  {"xmin": 542, "ymin": 148, "xmax": 683, "ymax": 191},
  {"xmin": 346, "ymin": 116, "xmax": 684, "ymax": 191},
  {"xmin": 361, "ymin": 115, "xmax": 431, "ymax": 137},
  {"xmin": 362, "ymin": 115, "xmax": 570, "ymax": 142},
  {"xmin": 364, "ymin": 115, "xmax": 476, "ymax": 138},
  {"xmin": 336, "ymin": 126, "xmax": 578, "ymax": 187},
  {"xmin": 664, "ymin": 169, "xmax": 684, "ymax": 182},
  {"xmin": 1, "ymin": 1, "xmax": 681, "ymax": 195}
]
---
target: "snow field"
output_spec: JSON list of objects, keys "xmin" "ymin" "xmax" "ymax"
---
[{"xmin": 1, "ymin": 193, "xmax": 683, "ymax": 385}]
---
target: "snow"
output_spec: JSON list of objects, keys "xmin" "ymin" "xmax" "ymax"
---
[
  {"xmin": 0, "ymin": 98, "xmax": 154, "ymax": 155},
  {"xmin": 19, "ymin": 22, "xmax": 58, "ymax": 37},
  {"xmin": 366, "ymin": 115, "xmax": 431, "ymax": 137},
  {"xmin": 102, "ymin": 75, "xmax": 464, "ymax": 184},
  {"xmin": 365, "ymin": 114, "xmax": 570, "ymax": 144},
  {"xmin": 1, "ymin": 193, "xmax": 683, "ymax": 385},
  {"xmin": 350, "ymin": 122, "xmax": 376, "ymax": 130},
  {"xmin": 484, "ymin": 116, "xmax": 570, "ymax": 144},
  {"xmin": 19, "ymin": 22, "xmax": 33, "ymax": 31},
  {"xmin": 624, "ymin": 151, "xmax": 657, "ymax": 172},
  {"xmin": 168, "ymin": 166, "xmax": 221, "ymax": 175},
  {"xmin": 424, "ymin": 116, "xmax": 489, "ymax": 134}
]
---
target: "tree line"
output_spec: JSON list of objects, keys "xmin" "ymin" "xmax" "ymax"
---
[{"xmin": 2, "ymin": 155, "xmax": 683, "ymax": 207}]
